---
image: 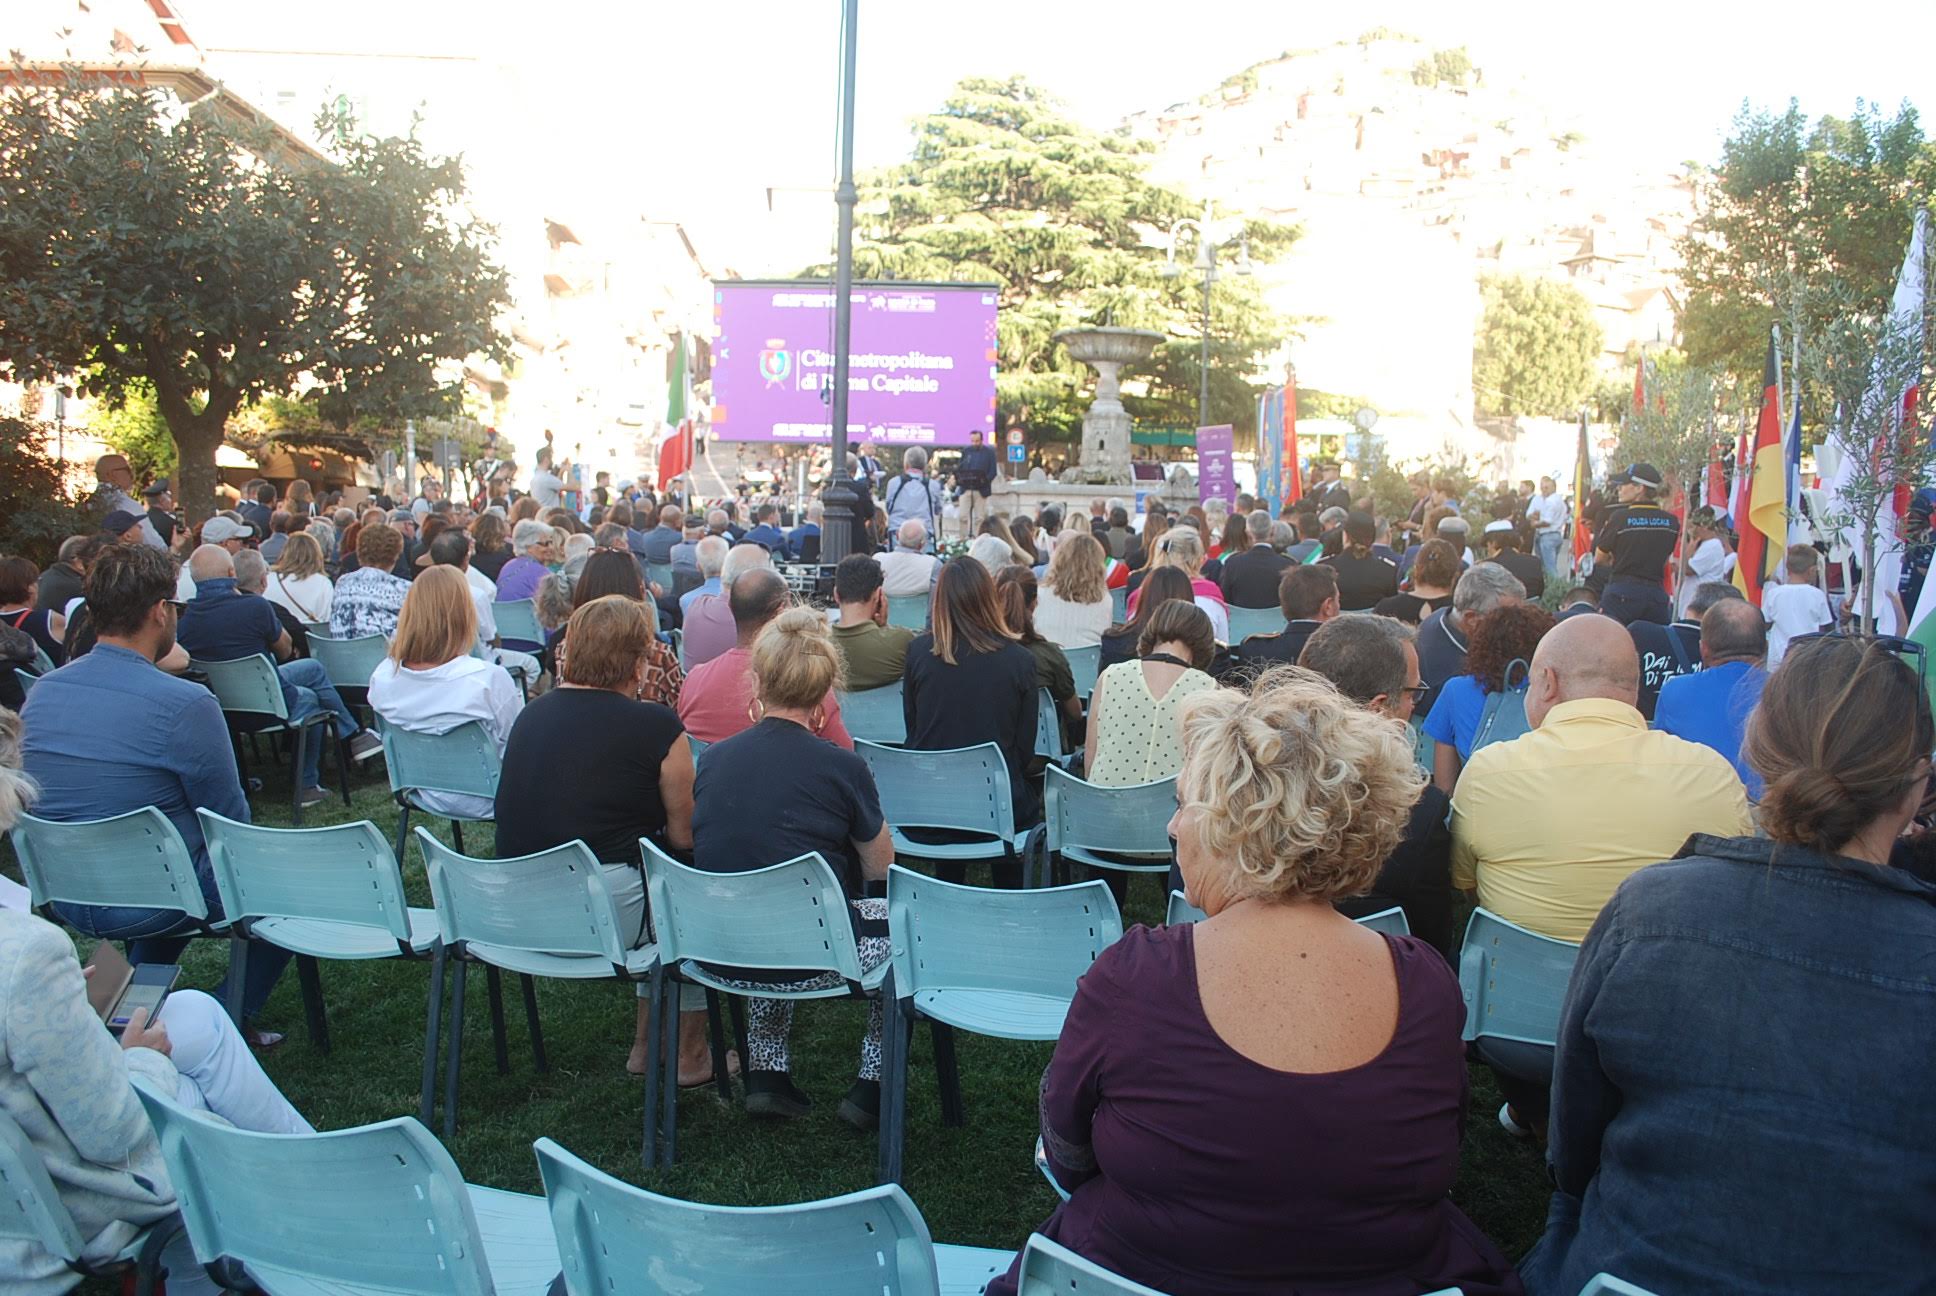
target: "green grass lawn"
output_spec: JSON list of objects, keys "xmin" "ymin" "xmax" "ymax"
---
[{"xmin": 13, "ymin": 744, "xmax": 1553, "ymax": 1284}]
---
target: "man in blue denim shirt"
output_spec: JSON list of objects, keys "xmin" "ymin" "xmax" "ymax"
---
[
  {"xmin": 18, "ymin": 544, "xmax": 291, "ymax": 1027},
  {"xmin": 173, "ymin": 545, "xmax": 381, "ymax": 804}
]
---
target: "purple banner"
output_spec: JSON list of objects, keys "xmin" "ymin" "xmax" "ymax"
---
[
  {"xmin": 709, "ymin": 280, "xmax": 998, "ymax": 445},
  {"xmin": 1197, "ymin": 424, "xmax": 1235, "ymax": 507}
]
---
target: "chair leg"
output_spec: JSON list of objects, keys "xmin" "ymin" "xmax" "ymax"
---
[
  {"xmin": 392, "ymin": 804, "xmax": 413, "ymax": 871},
  {"xmin": 660, "ymin": 968, "xmax": 680, "ymax": 1166},
  {"xmin": 131, "ymin": 1215, "xmax": 182, "ymax": 1296},
  {"xmin": 520, "ymin": 974, "xmax": 547, "ymax": 1073},
  {"xmin": 443, "ymin": 960, "xmax": 468, "ymax": 1141},
  {"xmin": 296, "ymin": 955, "xmax": 330, "ymax": 1054},
  {"xmin": 419, "ymin": 945, "xmax": 447, "ymax": 1126},
  {"xmin": 289, "ymin": 725, "xmax": 311, "ymax": 826},
  {"xmin": 223, "ymin": 936, "xmax": 248, "ymax": 1029},
  {"xmin": 335, "ymin": 727, "xmax": 353, "ymax": 806},
  {"xmin": 451, "ymin": 819, "xmax": 466, "ymax": 855},
  {"xmin": 641, "ymin": 964, "xmax": 665, "ymax": 1168},
  {"xmin": 931, "ymin": 1020, "xmax": 964, "ymax": 1127},
  {"xmin": 728, "ymin": 995, "xmax": 750, "ymax": 1079},
  {"xmin": 485, "ymin": 965, "xmax": 510, "ymax": 1075},
  {"xmin": 877, "ymin": 988, "xmax": 912, "ymax": 1185},
  {"xmin": 704, "ymin": 988, "xmax": 732, "ymax": 1099}
]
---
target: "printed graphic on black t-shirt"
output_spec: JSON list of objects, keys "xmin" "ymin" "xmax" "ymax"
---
[{"xmin": 1599, "ymin": 505, "xmax": 1679, "ymax": 582}]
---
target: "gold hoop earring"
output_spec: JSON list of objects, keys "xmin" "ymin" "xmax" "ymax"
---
[
  {"xmin": 809, "ymin": 705, "xmax": 825, "ymax": 733},
  {"xmin": 747, "ymin": 697, "xmax": 766, "ymax": 725}
]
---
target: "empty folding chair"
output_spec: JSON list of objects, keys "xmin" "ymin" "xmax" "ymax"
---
[
  {"xmin": 379, "ymin": 719, "xmax": 501, "ymax": 863},
  {"xmin": 10, "ymin": 807, "xmax": 219, "ymax": 946},
  {"xmin": 418, "ymin": 829, "xmax": 653, "ymax": 1140},
  {"xmin": 192, "ymin": 654, "xmax": 350, "ymax": 825},
  {"xmin": 1223, "ymin": 605, "xmax": 1287, "ymax": 645},
  {"xmin": 1014, "ymin": 1234, "xmax": 1170, "ymax": 1296},
  {"xmin": 857, "ymin": 740, "xmax": 1034, "ymax": 884},
  {"xmin": 886, "ymin": 593, "xmax": 929, "ymax": 630},
  {"xmin": 132, "ymin": 1079, "xmax": 557, "ymax": 1296},
  {"xmin": 536, "ymin": 1137, "xmax": 1011, "ymax": 1296},
  {"xmin": 878, "ymin": 865, "xmax": 1122, "ymax": 1184},
  {"xmin": 839, "ymin": 679, "xmax": 907, "ymax": 745},
  {"xmin": 0, "ymin": 1109, "xmax": 181, "ymax": 1296},
  {"xmin": 639, "ymin": 843, "xmax": 885, "ymax": 1168},
  {"xmin": 198, "ymin": 811, "xmax": 442, "ymax": 1117},
  {"xmin": 307, "ymin": 632, "xmax": 389, "ymax": 717},
  {"xmin": 1038, "ymin": 767, "xmax": 1174, "ymax": 890},
  {"xmin": 1063, "ymin": 644, "xmax": 1101, "ymax": 702}
]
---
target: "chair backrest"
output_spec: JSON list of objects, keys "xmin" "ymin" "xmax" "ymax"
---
[
  {"xmin": 308, "ymin": 634, "xmax": 389, "ymax": 692},
  {"xmin": 192, "ymin": 653, "xmax": 290, "ymax": 720},
  {"xmin": 1578, "ymin": 1275, "xmax": 1658, "ymax": 1296},
  {"xmin": 1355, "ymin": 905, "xmax": 1412, "ymax": 936},
  {"xmin": 10, "ymin": 808, "xmax": 208, "ymax": 921},
  {"xmin": 1164, "ymin": 890, "xmax": 1206, "ymax": 926},
  {"xmin": 644, "ymin": 562, "xmax": 675, "ymax": 593},
  {"xmin": 1033, "ymin": 688, "xmax": 1068, "ymax": 762},
  {"xmin": 380, "ymin": 720, "xmax": 502, "ymax": 801},
  {"xmin": 417, "ymin": 829, "xmax": 614, "ymax": 961},
  {"xmin": 492, "ymin": 598, "xmax": 543, "ymax": 644},
  {"xmin": 837, "ymin": 680, "xmax": 907, "ymax": 745},
  {"xmin": 0, "ymin": 1109, "xmax": 85, "ymax": 1263},
  {"xmin": 300, "ymin": 620, "xmax": 331, "ymax": 640},
  {"xmin": 1044, "ymin": 767, "xmax": 1175, "ymax": 857},
  {"xmin": 1224, "ymin": 604, "xmax": 1286, "ymax": 645},
  {"xmin": 13, "ymin": 670, "xmax": 37, "ymax": 697},
  {"xmin": 1109, "ymin": 586, "xmax": 1128, "ymax": 624},
  {"xmin": 1458, "ymin": 907, "xmax": 1581, "ymax": 1046},
  {"xmin": 885, "ymin": 593, "xmax": 928, "ymax": 630},
  {"xmin": 1016, "ymin": 1234, "xmax": 1170, "ymax": 1296},
  {"xmin": 199, "ymin": 811, "xmax": 413, "ymax": 945},
  {"xmin": 133, "ymin": 1079, "xmax": 498, "ymax": 1296},
  {"xmin": 1063, "ymin": 644, "xmax": 1101, "ymax": 700},
  {"xmin": 535, "ymin": 1138, "xmax": 943, "ymax": 1296},
  {"xmin": 887, "ymin": 865, "xmax": 1122, "ymax": 1006},
  {"xmin": 687, "ymin": 733, "xmax": 709, "ymax": 764},
  {"xmin": 642, "ymin": 841, "xmax": 865, "ymax": 983},
  {"xmin": 857, "ymin": 741, "xmax": 1015, "ymax": 841}
]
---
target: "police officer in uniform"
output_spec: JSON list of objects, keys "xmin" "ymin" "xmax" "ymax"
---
[
  {"xmin": 1593, "ymin": 462, "xmax": 1679, "ymax": 626},
  {"xmin": 1319, "ymin": 511, "xmax": 1399, "ymax": 611}
]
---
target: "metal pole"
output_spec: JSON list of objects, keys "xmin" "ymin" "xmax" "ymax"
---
[
  {"xmin": 403, "ymin": 419, "xmax": 416, "ymax": 500},
  {"xmin": 819, "ymin": 0, "xmax": 862, "ymax": 565},
  {"xmin": 1198, "ymin": 264, "xmax": 1212, "ymax": 430}
]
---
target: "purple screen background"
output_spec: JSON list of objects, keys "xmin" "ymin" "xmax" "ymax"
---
[{"xmin": 710, "ymin": 282, "xmax": 998, "ymax": 446}]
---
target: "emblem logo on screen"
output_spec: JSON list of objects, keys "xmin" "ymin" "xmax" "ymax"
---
[{"xmin": 758, "ymin": 348, "xmax": 792, "ymax": 386}]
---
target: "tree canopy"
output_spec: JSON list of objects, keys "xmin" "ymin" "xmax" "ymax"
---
[
  {"xmin": 1471, "ymin": 274, "xmax": 1602, "ymax": 418},
  {"xmin": 811, "ymin": 77, "xmax": 1298, "ymax": 448},
  {"xmin": 1678, "ymin": 100, "xmax": 1933, "ymax": 393},
  {"xmin": 0, "ymin": 77, "xmax": 512, "ymax": 521}
]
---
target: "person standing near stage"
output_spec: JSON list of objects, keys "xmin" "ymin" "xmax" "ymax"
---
[
  {"xmin": 954, "ymin": 431, "xmax": 999, "ymax": 540},
  {"xmin": 1592, "ymin": 462, "xmax": 1679, "ymax": 626}
]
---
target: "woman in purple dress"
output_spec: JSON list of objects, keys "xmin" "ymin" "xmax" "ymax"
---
[{"xmin": 987, "ymin": 668, "xmax": 1523, "ymax": 1296}]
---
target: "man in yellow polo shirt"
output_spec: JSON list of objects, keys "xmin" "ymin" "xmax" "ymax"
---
[{"xmin": 1451, "ymin": 613, "xmax": 1751, "ymax": 943}]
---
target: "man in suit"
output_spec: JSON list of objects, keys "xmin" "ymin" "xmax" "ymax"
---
[
  {"xmin": 1219, "ymin": 511, "xmax": 1292, "ymax": 608},
  {"xmin": 1300, "ymin": 459, "xmax": 1353, "ymax": 514}
]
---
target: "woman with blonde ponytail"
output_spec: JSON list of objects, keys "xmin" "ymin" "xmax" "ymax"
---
[{"xmin": 692, "ymin": 605, "xmax": 897, "ymax": 1130}]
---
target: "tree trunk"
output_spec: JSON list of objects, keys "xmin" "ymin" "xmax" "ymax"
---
[
  {"xmin": 167, "ymin": 411, "xmax": 227, "ymax": 527},
  {"xmin": 1861, "ymin": 523, "xmax": 1878, "ymax": 636}
]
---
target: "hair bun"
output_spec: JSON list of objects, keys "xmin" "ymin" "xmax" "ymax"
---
[{"xmin": 1759, "ymin": 767, "xmax": 1865, "ymax": 853}]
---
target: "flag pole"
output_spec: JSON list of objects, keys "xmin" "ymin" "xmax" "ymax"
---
[{"xmin": 818, "ymin": 0, "xmax": 862, "ymax": 565}]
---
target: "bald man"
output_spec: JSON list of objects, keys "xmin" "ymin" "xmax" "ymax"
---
[{"xmin": 1652, "ymin": 598, "xmax": 1770, "ymax": 793}]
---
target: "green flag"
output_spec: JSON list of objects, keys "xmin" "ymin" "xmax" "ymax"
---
[{"xmin": 666, "ymin": 334, "xmax": 688, "ymax": 426}]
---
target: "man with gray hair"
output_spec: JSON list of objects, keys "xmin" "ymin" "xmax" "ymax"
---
[
  {"xmin": 174, "ymin": 544, "xmax": 381, "ymax": 806},
  {"xmin": 1653, "ymin": 594, "xmax": 1768, "ymax": 790},
  {"xmin": 680, "ymin": 535, "xmax": 730, "ymax": 616},
  {"xmin": 1416, "ymin": 562, "xmax": 1523, "ymax": 716},
  {"xmin": 1218, "ymin": 509, "xmax": 1294, "ymax": 608},
  {"xmin": 877, "ymin": 519, "xmax": 940, "ymax": 598},
  {"xmin": 883, "ymin": 447, "xmax": 944, "ymax": 548},
  {"xmin": 681, "ymin": 542, "xmax": 774, "ymax": 669}
]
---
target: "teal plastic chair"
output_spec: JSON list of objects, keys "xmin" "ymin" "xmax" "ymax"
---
[
  {"xmin": 1164, "ymin": 889, "xmax": 1207, "ymax": 926},
  {"xmin": 131, "ymin": 1078, "xmax": 557, "ymax": 1296},
  {"xmin": 536, "ymin": 1138, "xmax": 1011, "ymax": 1296},
  {"xmin": 193, "ymin": 653, "xmax": 350, "ymax": 825},
  {"xmin": 638, "ymin": 841, "xmax": 881, "ymax": 1167},
  {"xmin": 1109, "ymin": 586, "xmax": 1128, "ymax": 624},
  {"xmin": 856, "ymin": 740, "xmax": 1029, "ymax": 877},
  {"xmin": 379, "ymin": 719, "xmax": 500, "ymax": 863},
  {"xmin": 886, "ymin": 593, "xmax": 929, "ymax": 630},
  {"xmin": 418, "ymin": 829, "xmax": 653, "ymax": 1139},
  {"xmin": 879, "ymin": 865, "xmax": 1123, "ymax": 1184},
  {"xmin": 299, "ymin": 619, "xmax": 331, "ymax": 640},
  {"xmin": 644, "ymin": 561, "xmax": 676, "ymax": 594},
  {"xmin": 1033, "ymin": 689, "xmax": 1076, "ymax": 768},
  {"xmin": 1577, "ymin": 1277, "xmax": 1657, "ymax": 1296},
  {"xmin": 13, "ymin": 669, "xmax": 37, "ymax": 697},
  {"xmin": 839, "ymin": 679, "xmax": 907, "ymax": 745},
  {"xmin": 199, "ymin": 811, "xmax": 442, "ymax": 1114},
  {"xmin": 1166, "ymin": 892, "xmax": 1412, "ymax": 938},
  {"xmin": 687, "ymin": 733, "xmax": 709, "ymax": 764},
  {"xmin": 0, "ymin": 1109, "xmax": 181, "ymax": 1295},
  {"xmin": 1064, "ymin": 644, "xmax": 1101, "ymax": 701},
  {"xmin": 1458, "ymin": 907, "xmax": 1581, "ymax": 1048},
  {"xmin": 493, "ymin": 598, "xmax": 544, "ymax": 649},
  {"xmin": 10, "ymin": 807, "xmax": 213, "ymax": 931},
  {"xmin": 1223, "ymin": 604, "xmax": 1286, "ymax": 645},
  {"xmin": 1039, "ymin": 767, "xmax": 1174, "ymax": 889},
  {"xmin": 307, "ymin": 632, "xmax": 388, "ymax": 698},
  {"xmin": 1015, "ymin": 1234, "xmax": 1170, "ymax": 1295}
]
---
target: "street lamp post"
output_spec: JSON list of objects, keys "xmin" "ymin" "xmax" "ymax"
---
[
  {"xmin": 1161, "ymin": 200, "xmax": 1252, "ymax": 430},
  {"xmin": 819, "ymin": 0, "xmax": 862, "ymax": 566}
]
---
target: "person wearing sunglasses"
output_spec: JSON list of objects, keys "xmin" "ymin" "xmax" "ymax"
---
[{"xmin": 1523, "ymin": 634, "xmax": 1936, "ymax": 1294}]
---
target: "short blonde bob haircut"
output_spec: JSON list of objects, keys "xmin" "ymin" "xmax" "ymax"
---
[
  {"xmin": 751, "ymin": 605, "xmax": 847, "ymax": 711},
  {"xmin": 1177, "ymin": 666, "xmax": 1423, "ymax": 902},
  {"xmin": 390, "ymin": 566, "xmax": 476, "ymax": 667},
  {"xmin": 562, "ymin": 594, "xmax": 651, "ymax": 691}
]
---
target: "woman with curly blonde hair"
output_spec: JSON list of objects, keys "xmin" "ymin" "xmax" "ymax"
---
[
  {"xmin": 1034, "ymin": 531, "xmax": 1113, "ymax": 649},
  {"xmin": 987, "ymin": 668, "xmax": 1522, "ymax": 1296}
]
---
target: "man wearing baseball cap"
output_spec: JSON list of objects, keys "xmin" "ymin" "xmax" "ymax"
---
[
  {"xmin": 100, "ymin": 509, "xmax": 149, "ymax": 546},
  {"xmin": 1593, "ymin": 462, "xmax": 1678, "ymax": 626}
]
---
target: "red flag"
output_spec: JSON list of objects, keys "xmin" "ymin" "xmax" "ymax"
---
[
  {"xmin": 1894, "ymin": 380, "xmax": 1922, "ymax": 520},
  {"xmin": 1706, "ymin": 443, "xmax": 1727, "ymax": 508},
  {"xmin": 1283, "ymin": 377, "xmax": 1302, "ymax": 505},
  {"xmin": 656, "ymin": 422, "xmax": 692, "ymax": 491},
  {"xmin": 1732, "ymin": 337, "xmax": 1784, "ymax": 602},
  {"xmin": 1572, "ymin": 410, "xmax": 1593, "ymax": 566},
  {"xmin": 1632, "ymin": 359, "xmax": 1646, "ymax": 414}
]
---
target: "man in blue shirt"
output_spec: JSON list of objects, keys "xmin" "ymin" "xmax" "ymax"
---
[
  {"xmin": 1654, "ymin": 597, "xmax": 1768, "ymax": 796},
  {"xmin": 638, "ymin": 504, "xmax": 684, "ymax": 565},
  {"xmin": 741, "ymin": 503, "xmax": 788, "ymax": 555},
  {"xmin": 173, "ymin": 545, "xmax": 380, "ymax": 803},
  {"xmin": 19, "ymin": 543, "xmax": 292, "ymax": 1029}
]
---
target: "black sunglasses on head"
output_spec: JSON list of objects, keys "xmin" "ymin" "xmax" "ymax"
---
[{"xmin": 1793, "ymin": 630, "xmax": 1928, "ymax": 682}]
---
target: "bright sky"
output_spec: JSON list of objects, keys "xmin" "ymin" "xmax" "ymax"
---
[{"xmin": 180, "ymin": 0, "xmax": 1931, "ymax": 267}]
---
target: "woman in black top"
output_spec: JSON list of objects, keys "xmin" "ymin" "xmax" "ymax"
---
[
  {"xmin": 694, "ymin": 606, "xmax": 896, "ymax": 1128},
  {"xmin": 903, "ymin": 558, "xmax": 1040, "ymax": 886},
  {"xmin": 1374, "ymin": 538, "xmax": 1459, "ymax": 626},
  {"xmin": 493, "ymin": 595, "xmax": 709, "ymax": 1084},
  {"xmin": 1101, "ymin": 566, "xmax": 1194, "ymax": 669}
]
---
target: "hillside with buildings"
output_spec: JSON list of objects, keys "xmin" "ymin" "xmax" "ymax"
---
[{"xmin": 1126, "ymin": 33, "xmax": 1693, "ymax": 469}]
